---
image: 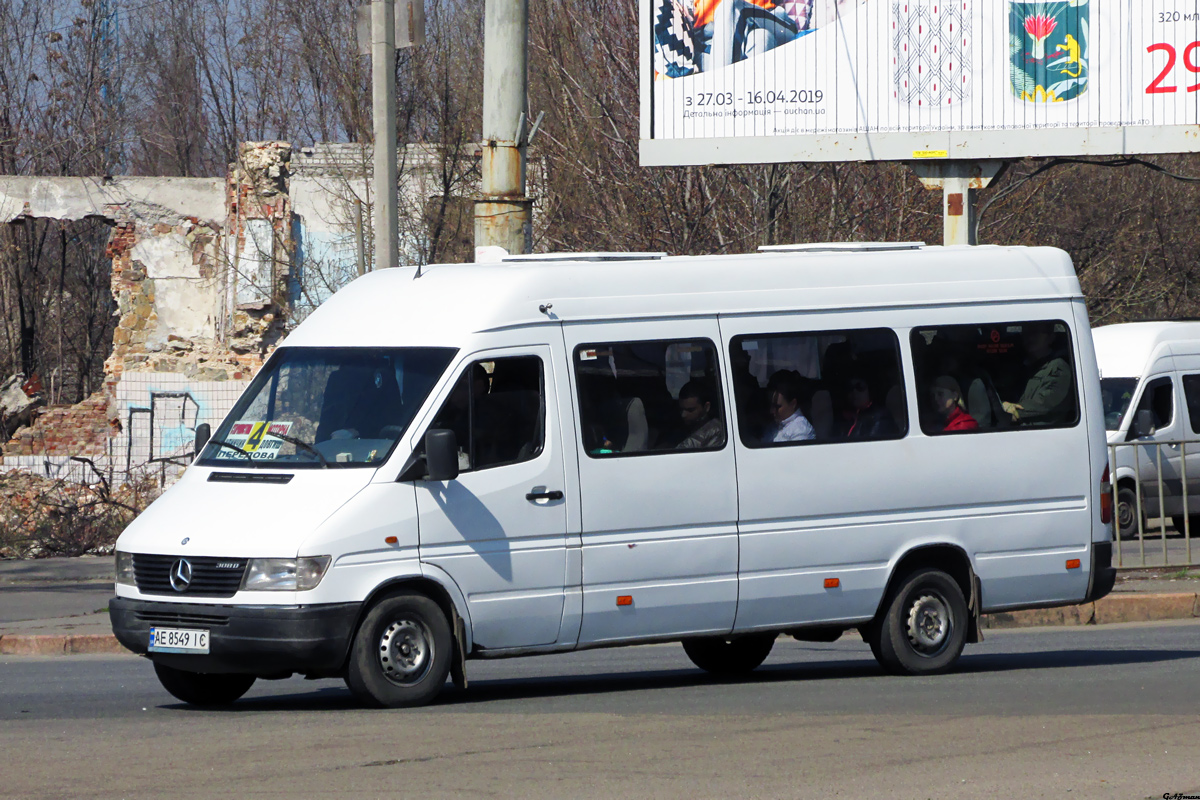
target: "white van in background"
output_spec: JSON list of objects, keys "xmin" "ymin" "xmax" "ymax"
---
[
  {"xmin": 110, "ymin": 244, "xmax": 1114, "ymax": 708},
  {"xmin": 1093, "ymin": 321, "xmax": 1200, "ymax": 539}
]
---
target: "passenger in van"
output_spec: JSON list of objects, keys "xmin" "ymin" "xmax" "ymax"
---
[
  {"xmin": 1002, "ymin": 323, "xmax": 1072, "ymax": 426},
  {"xmin": 763, "ymin": 371, "xmax": 816, "ymax": 444},
  {"xmin": 840, "ymin": 372, "xmax": 898, "ymax": 440},
  {"xmin": 930, "ymin": 375, "xmax": 979, "ymax": 433},
  {"xmin": 676, "ymin": 380, "xmax": 726, "ymax": 450}
]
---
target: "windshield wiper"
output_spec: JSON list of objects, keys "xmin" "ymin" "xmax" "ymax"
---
[
  {"xmin": 205, "ymin": 438, "xmax": 253, "ymax": 460},
  {"xmin": 270, "ymin": 432, "xmax": 330, "ymax": 468}
]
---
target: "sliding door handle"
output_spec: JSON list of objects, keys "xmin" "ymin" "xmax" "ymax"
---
[{"xmin": 526, "ymin": 489, "xmax": 564, "ymax": 501}]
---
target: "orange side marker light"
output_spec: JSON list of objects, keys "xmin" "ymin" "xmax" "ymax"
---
[
  {"xmin": 824, "ymin": 578, "xmax": 840, "ymax": 589},
  {"xmin": 616, "ymin": 595, "xmax": 633, "ymax": 607},
  {"xmin": 385, "ymin": 536, "xmax": 398, "ymax": 545},
  {"xmin": 1066, "ymin": 559, "xmax": 1081, "ymax": 570}
]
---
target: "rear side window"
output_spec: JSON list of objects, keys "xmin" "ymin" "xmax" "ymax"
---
[
  {"xmin": 910, "ymin": 320, "xmax": 1079, "ymax": 434},
  {"xmin": 574, "ymin": 339, "xmax": 726, "ymax": 457},
  {"xmin": 729, "ymin": 328, "xmax": 908, "ymax": 447},
  {"xmin": 1184, "ymin": 375, "xmax": 1200, "ymax": 434}
]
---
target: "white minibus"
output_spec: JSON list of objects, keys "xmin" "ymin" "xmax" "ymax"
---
[
  {"xmin": 111, "ymin": 244, "xmax": 1115, "ymax": 708},
  {"xmin": 1093, "ymin": 321, "xmax": 1200, "ymax": 540}
]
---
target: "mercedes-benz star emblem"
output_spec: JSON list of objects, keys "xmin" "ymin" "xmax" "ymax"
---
[
  {"xmin": 180, "ymin": 537, "xmax": 189, "ymax": 545},
  {"xmin": 169, "ymin": 558, "xmax": 193, "ymax": 593}
]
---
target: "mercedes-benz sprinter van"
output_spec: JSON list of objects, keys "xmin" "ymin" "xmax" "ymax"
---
[{"xmin": 111, "ymin": 244, "xmax": 1114, "ymax": 708}]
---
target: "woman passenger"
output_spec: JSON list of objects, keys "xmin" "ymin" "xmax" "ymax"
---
[
  {"xmin": 930, "ymin": 375, "xmax": 979, "ymax": 433},
  {"xmin": 763, "ymin": 371, "xmax": 815, "ymax": 443}
]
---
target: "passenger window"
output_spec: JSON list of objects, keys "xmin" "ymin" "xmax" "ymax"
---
[
  {"xmin": 729, "ymin": 328, "xmax": 907, "ymax": 447},
  {"xmin": 1135, "ymin": 377, "xmax": 1173, "ymax": 433},
  {"xmin": 1183, "ymin": 376, "xmax": 1200, "ymax": 434},
  {"xmin": 574, "ymin": 339, "xmax": 726, "ymax": 457},
  {"xmin": 910, "ymin": 320, "xmax": 1078, "ymax": 434},
  {"xmin": 428, "ymin": 356, "xmax": 544, "ymax": 472}
]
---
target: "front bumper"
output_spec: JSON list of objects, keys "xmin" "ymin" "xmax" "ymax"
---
[{"xmin": 110, "ymin": 597, "xmax": 361, "ymax": 677}]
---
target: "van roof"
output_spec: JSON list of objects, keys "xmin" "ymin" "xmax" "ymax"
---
[
  {"xmin": 283, "ymin": 245, "xmax": 1082, "ymax": 349},
  {"xmin": 1092, "ymin": 321, "xmax": 1200, "ymax": 379}
]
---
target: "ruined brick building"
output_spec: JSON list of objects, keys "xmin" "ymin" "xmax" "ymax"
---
[{"xmin": 0, "ymin": 141, "xmax": 480, "ymax": 486}]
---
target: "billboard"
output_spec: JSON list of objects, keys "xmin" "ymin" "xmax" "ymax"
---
[{"xmin": 641, "ymin": 0, "xmax": 1200, "ymax": 165}]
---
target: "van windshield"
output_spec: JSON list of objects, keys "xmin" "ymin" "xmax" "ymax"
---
[
  {"xmin": 1101, "ymin": 377, "xmax": 1138, "ymax": 431},
  {"xmin": 199, "ymin": 347, "xmax": 456, "ymax": 468}
]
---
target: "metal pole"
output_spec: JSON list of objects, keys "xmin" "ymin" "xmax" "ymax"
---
[
  {"xmin": 1183, "ymin": 441, "xmax": 1191, "ymax": 565},
  {"xmin": 1111, "ymin": 444, "xmax": 1123, "ymax": 568},
  {"xmin": 909, "ymin": 161, "xmax": 1006, "ymax": 246},
  {"xmin": 372, "ymin": 0, "xmax": 399, "ymax": 271},
  {"xmin": 354, "ymin": 197, "xmax": 367, "ymax": 276},
  {"xmin": 475, "ymin": 0, "xmax": 532, "ymax": 259},
  {"xmin": 1158, "ymin": 444, "xmax": 1168, "ymax": 565}
]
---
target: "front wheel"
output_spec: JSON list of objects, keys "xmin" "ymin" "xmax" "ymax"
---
[
  {"xmin": 868, "ymin": 568, "xmax": 967, "ymax": 676},
  {"xmin": 345, "ymin": 593, "xmax": 452, "ymax": 708},
  {"xmin": 682, "ymin": 633, "xmax": 776, "ymax": 676},
  {"xmin": 153, "ymin": 662, "xmax": 256, "ymax": 706},
  {"xmin": 1116, "ymin": 484, "xmax": 1142, "ymax": 540}
]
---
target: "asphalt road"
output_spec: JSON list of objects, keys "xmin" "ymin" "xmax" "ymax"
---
[{"xmin": 4, "ymin": 621, "xmax": 1200, "ymax": 799}]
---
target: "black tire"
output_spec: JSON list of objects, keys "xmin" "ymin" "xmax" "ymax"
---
[
  {"xmin": 153, "ymin": 662, "xmax": 256, "ymax": 706},
  {"xmin": 1172, "ymin": 515, "xmax": 1200, "ymax": 535},
  {"xmin": 1116, "ymin": 484, "xmax": 1141, "ymax": 540},
  {"xmin": 681, "ymin": 632, "xmax": 776, "ymax": 676},
  {"xmin": 345, "ymin": 593, "xmax": 452, "ymax": 708},
  {"xmin": 868, "ymin": 568, "xmax": 968, "ymax": 676}
]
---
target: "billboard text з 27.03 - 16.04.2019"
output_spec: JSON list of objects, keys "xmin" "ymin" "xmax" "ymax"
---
[{"xmin": 641, "ymin": 0, "xmax": 1200, "ymax": 165}]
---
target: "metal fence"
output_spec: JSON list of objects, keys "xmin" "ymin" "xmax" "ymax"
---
[{"xmin": 1109, "ymin": 440, "xmax": 1200, "ymax": 569}]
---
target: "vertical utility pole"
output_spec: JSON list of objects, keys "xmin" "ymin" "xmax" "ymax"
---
[
  {"xmin": 371, "ymin": 0, "xmax": 399, "ymax": 271},
  {"xmin": 475, "ymin": 0, "xmax": 532, "ymax": 259},
  {"xmin": 910, "ymin": 161, "xmax": 1006, "ymax": 246}
]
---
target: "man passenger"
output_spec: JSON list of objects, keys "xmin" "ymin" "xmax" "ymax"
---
[
  {"xmin": 676, "ymin": 381, "xmax": 726, "ymax": 449},
  {"xmin": 763, "ymin": 370, "xmax": 816, "ymax": 444},
  {"xmin": 1002, "ymin": 322, "xmax": 1072, "ymax": 426}
]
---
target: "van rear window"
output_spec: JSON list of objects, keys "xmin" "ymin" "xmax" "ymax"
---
[{"xmin": 910, "ymin": 321, "xmax": 1079, "ymax": 434}]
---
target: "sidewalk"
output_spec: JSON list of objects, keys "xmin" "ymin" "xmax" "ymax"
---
[{"xmin": 2, "ymin": 557, "xmax": 1200, "ymax": 656}]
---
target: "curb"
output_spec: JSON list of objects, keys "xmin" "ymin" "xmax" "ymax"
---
[
  {"xmin": 982, "ymin": 592, "xmax": 1200, "ymax": 629},
  {"xmin": 0, "ymin": 634, "xmax": 129, "ymax": 656},
  {"xmin": 1, "ymin": 594, "xmax": 1198, "ymax": 656}
]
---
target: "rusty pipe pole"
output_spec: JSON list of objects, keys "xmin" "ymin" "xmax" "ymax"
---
[
  {"xmin": 372, "ymin": 0, "xmax": 399, "ymax": 271},
  {"xmin": 475, "ymin": 0, "xmax": 531, "ymax": 260}
]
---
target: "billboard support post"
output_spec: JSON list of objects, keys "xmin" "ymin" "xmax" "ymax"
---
[{"xmin": 910, "ymin": 161, "xmax": 1006, "ymax": 247}]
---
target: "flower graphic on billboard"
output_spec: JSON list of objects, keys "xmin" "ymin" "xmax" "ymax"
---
[{"xmin": 1010, "ymin": 1, "xmax": 1088, "ymax": 103}]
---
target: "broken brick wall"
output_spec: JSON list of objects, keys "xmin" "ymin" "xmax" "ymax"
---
[{"xmin": 0, "ymin": 143, "xmax": 296, "ymax": 485}]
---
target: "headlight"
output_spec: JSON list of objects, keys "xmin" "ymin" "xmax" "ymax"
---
[
  {"xmin": 241, "ymin": 556, "xmax": 331, "ymax": 591},
  {"xmin": 115, "ymin": 551, "xmax": 135, "ymax": 586}
]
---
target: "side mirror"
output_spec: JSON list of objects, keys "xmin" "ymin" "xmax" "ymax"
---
[
  {"xmin": 194, "ymin": 423, "xmax": 211, "ymax": 459},
  {"xmin": 1130, "ymin": 409, "xmax": 1155, "ymax": 439},
  {"xmin": 424, "ymin": 428, "xmax": 459, "ymax": 482}
]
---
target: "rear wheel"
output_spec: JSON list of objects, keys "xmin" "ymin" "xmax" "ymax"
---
[
  {"xmin": 345, "ymin": 593, "xmax": 452, "ymax": 708},
  {"xmin": 1116, "ymin": 484, "xmax": 1142, "ymax": 541},
  {"xmin": 682, "ymin": 633, "xmax": 776, "ymax": 676},
  {"xmin": 153, "ymin": 662, "xmax": 256, "ymax": 706},
  {"xmin": 868, "ymin": 568, "xmax": 967, "ymax": 676}
]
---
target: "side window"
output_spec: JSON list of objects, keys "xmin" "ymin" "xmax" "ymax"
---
[
  {"xmin": 910, "ymin": 320, "xmax": 1078, "ymax": 434},
  {"xmin": 730, "ymin": 328, "xmax": 907, "ymax": 447},
  {"xmin": 1183, "ymin": 375, "xmax": 1200, "ymax": 434},
  {"xmin": 429, "ymin": 356, "xmax": 544, "ymax": 472},
  {"xmin": 574, "ymin": 339, "xmax": 726, "ymax": 457},
  {"xmin": 1135, "ymin": 377, "xmax": 1174, "ymax": 432}
]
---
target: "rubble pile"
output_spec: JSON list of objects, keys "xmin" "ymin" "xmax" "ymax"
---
[{"xmin": 0, "ymin": 469, "xmax": 159, "ymax": 559}]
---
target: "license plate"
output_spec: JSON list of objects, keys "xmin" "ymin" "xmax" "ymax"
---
[{"xmin": 148, "ymin": 627, "xmax": 210, "ymax": 654}]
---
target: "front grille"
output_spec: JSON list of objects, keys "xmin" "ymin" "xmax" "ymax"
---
[
  {"xmin": 134, "ymin": 610, "xmax": 231, "ymax": 627},
  {"xmin": 132, "ymin": 554, "xmax": 247, "ymax": 598}
]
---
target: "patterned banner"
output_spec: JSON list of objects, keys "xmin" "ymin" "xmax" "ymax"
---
[{"xmin": 645, "ymin": 0, "xmax": 1200, "ymax": 162}]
